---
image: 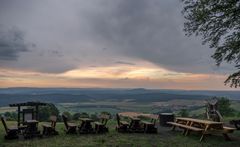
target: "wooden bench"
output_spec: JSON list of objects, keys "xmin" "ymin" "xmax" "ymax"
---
[
  {"xmin": 62, "ymin": 115, "xmax": 77, "ymax": 134},
  {"xmin": 1, "ymin": 116, "xmax": 19, "ymax": 139},
  {"xmin": 42, "ymin": 116, "xmax": 59, "ymax": 136},
  {"xmin": 116, "ymin": 114, "xmax": 130, "ymax": 132},
  {"xmin": 141, "ymin": 121, "xmax": 157, "ymax": 133},
  {"xmin": 94, "ymin": 114, "xmax": 110, "ymax": 133},
  {"xmin": 167, "ymin": 122, "xmax": 203, "ymax": 134}
]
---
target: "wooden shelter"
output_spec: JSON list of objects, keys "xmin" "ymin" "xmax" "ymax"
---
[{"xmin": 9, "ymin": 101, "xmax": 47, "ymax": 127}]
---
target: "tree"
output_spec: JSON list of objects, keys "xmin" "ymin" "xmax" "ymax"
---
[
  {"xmin": 72, "ymin": 113, "xmax": 81, "ymax": 120},
  {"xmin": 62, "ymin": 111, "xmax": 72, "ymax": 120},
  {"xmin": 217, "ymin": 97, "xmax": 235, "ymax": 116},
  {"xmin": 39, "ymin": 103, "xmax": 60, "ymax": 121},
  {"xmin": 4, "ymin": 112, "xmax": 17, "ymax": 121},
  {"xmin": 182, "ymin": 0, "xmax": 240, "ymax": 87},
  {"xmin": 178, "ymin": 109, "xmax": 189, "ymax": 117}
]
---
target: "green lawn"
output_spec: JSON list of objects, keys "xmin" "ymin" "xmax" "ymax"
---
[{"xmin": 1, "ymin": 120, "xmax": 240, "ymax": 147}]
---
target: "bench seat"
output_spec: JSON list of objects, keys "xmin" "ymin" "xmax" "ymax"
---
[
  {"xmin": 68, "ymin": 123, "xmax": 77, "ymax": 127},
  {"xmin": 120, "ymin": 121, "xmax": 129, "ymax": 125},
  {"xmin": 141, "ymin": 121, "xmax": 154, "ymax": 125},
  {"xmin": 94, "ymin": 122, "xmax": 104, "ymax": 126},
  {"xmin": 167, "ymin": 122, "xmax": 203, "ymax": 132},
  {"xmin": 223, "ymin": 126, "xmax": 236, "ymax": 133}
]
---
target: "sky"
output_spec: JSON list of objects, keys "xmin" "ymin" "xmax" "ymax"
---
[{"xmin": 0, "ymin": 0, "xmax": 238, "ymax": 90}]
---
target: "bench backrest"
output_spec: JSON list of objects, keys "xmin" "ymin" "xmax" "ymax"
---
[
  {"xmin": 116, "ymin": 113, "xmax": 121, "ymax": 126},
  {"xmin": 1, "ymin": 116, "xmax": 8, "ymax": 133},
  {"xmin": 62, "ymin": 114, "xmax": 69, "ymax": 129},
  {"xmin": 50, "ymin": 115, "xmax": 57, "ymax": 128},
  {"xmin": 99, "ymin": 114, "xmax": 110, "ymax": 126}
]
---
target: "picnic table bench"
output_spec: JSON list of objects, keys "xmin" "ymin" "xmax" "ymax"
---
[
  {"xmin": 116, "ymin": 113, "xmax": 130, "ymax": 132},
  {"xmin": 168, "ymin": 117, "xmax": 236, "ymax": 141},
  {"xmin": 93, "ymin": 114, "xmax": 110, "ymax": 133},
  {"xmin": 42, "ymin": 116, "xmax": 58, "ymax": 136},
  {"xmin": 62, "ymin": 115, "xmax": 77, "ymax": 134}
]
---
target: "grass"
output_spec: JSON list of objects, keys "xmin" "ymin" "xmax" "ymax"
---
[{"xmin": 1, "ymin": 120, "xmax": 240, "ymax": 147}]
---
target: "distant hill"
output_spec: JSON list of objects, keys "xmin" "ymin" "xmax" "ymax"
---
[{"xmin": 0, "ymin": 88, "xmax": 239, "ymax": 106}]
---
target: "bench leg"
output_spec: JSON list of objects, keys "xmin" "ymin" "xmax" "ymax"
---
[
  {"xmin": 200, "ymin": 134, "xmax": 205, "ymax": 142},
  {"xmin": 182, "ymin": 129, "xmax": 187, "ymax": 135},
  {"xmin": 171, "ymin": 125, "xmax": 176, "ymax": 131},
  {"xmin": 185, "ymin": 130, "xmax": 190, "ymax": 136},
  {"xmin": 223, "ymin": 133, "xmax": 231, "ymax": 141}
]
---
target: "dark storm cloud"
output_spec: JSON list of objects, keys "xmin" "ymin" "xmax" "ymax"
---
[
  {"xmin": 115, "ymin": 61, "xmax": 135, "ymax": 65},
  {"xmin": 0, "ymin": 26, "xmax": 29, "ymax": 61},
  {"xmin": 85, "ymin": 0, "xmax": 226, "ymax": 73}
]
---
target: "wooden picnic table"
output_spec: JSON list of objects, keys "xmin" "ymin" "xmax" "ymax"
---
[
  {"xmin": 24, "ymin": 120, "xmax": 41, "ymax": 138},
  {"xmin": 175, "ymin": 117, "xmax": 235, "ymax": 141},
  {"xmin": 128, "ymin": 116, "xmax": 143, "ymax": 132},
  {"xmin": 118, "ymin": 112, "xmax": 157, "ymax": 133},
  {"xmin": 78, "ymin": 118, "xmax": 94, "ymax": 133},
  {"xmin": 118, "ymin": 112, "xmax": 158, "ymax": 120}
]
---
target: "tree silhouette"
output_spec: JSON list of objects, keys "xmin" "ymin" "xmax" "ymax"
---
[{"xmin": 182, "ymin": 0, "xmax": 240, "ymax": 87}]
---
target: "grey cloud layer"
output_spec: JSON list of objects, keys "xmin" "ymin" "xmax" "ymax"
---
[
  {"xmin": 0, "ymin": 0, "xmax": 233, "ymax": 74},
  {"xmin": 0, "ymin": 26, "xmax": 29, "ymax": 61},
  {"xmin": 85, "ymin": 0, "xmax": 220, "ymax": 73}
]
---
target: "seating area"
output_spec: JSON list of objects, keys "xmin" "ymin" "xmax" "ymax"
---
[
  {"xmin": 62, "ymin": 114, "xmax": 110, "ymax": 134},
  {"xmin": 1, "ymin": 112, "xmax": 239, "ymax": 142},
  {"xmin": 0, "ymin": 101, "xmax": 238, "ymax": 143}
]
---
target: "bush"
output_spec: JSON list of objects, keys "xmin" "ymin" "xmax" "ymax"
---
[
  {"xmin": 72, "ymin": 113, "xmax": 81, "ymax": 120},
  {"xmin": 178, "ymin": 109, "xmax": 189, "ymax": 117},
  {"xmin": 62, "ymin": 111, "xmax": 72, "ymax": 120},
  {"xmin": 90, "ymin": 113, "xmax": 98, "ymax": 120},
  {"xmin": 217, "ymin": 97, "xmax": 236, "ymax": 117},
  {"xmin": 4, "ymin": 112, "xmax": 17, "ymax": 121},
  {"xmin": 39, "ymin": 103, "xmax": 60, "ymax": 121}
]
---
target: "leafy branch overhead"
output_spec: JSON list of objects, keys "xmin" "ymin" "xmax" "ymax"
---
[{"xmin": 182, "ymin": 0, "xmax": 240, "ymax": 87}]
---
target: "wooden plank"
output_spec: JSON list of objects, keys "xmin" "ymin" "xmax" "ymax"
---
[
  {"xmin": 176, "ymin": 117, "xmax": 223, "ymax": 125},
  {"xmin": 120, "ymin": 121, "xmax": 129, "ymax": 125},
  {"xmin": 167, "ymin": 122, "xmax": 203, "ymax": 132},
  {"xmin": 141, "ymin": 121, "xmax": 154, "ymax": 125},
  {"xmin": 223, "ymin": 126, "xmax": 236, "ymax": 133}
]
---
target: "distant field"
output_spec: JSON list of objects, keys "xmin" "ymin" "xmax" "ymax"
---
[
  {"xmin": 1, "ymin": 120, "xmax": 240, "ymax": 147},
  {"xmin": 0, "ymin": 107, "xmax": 15, "ymax": 114},
  {"xmin": 1, "ymin": 99, "xmax": 240, "ymax": 117}
]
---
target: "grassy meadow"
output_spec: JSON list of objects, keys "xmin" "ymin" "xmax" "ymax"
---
[{"xmin": 1, "ymin": 120, "xmax": 240, "ymax": 147}]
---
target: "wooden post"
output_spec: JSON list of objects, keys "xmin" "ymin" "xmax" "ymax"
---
[
  {"xmin": 17, "ymin": 106, "xmax": 20, "ymax": 127},
  {"xmin": 36, "ymin": 105, "xmax": 39, "ymax": 121}
]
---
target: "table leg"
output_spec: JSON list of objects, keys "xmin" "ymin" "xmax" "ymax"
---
[
  {"xmin": 80, "ymin": 122, "xmax": 85, "ymax": 132},
  {"xmin": 172, "ymin": 119, "xmax": 179, "ymax": 131},
  {"xmin": 182, "ymin": 121, "xmax": 189, "ymax": 135},
  {"xmin": 222, "ymin": 133, "xmax": 231, "ymax": 141},
  {"xmin": 144, "ymin": 124, "xmax": 148, "ymax": 133},
  {"xmin": 185, "ymin": 121, "xmax": 193, "ymax": 136},
  {"xmin": 200, "ymin": 125, "xmax": 209, "ymax": 142}
]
